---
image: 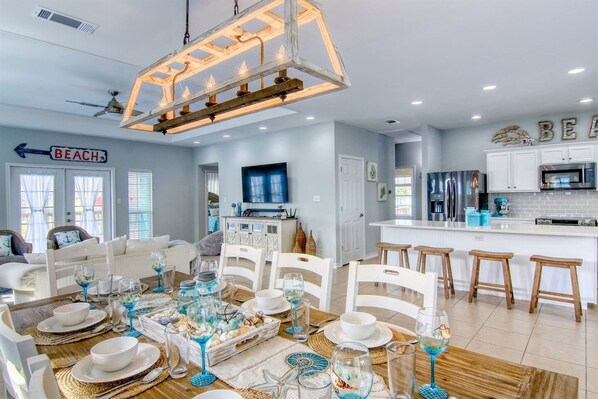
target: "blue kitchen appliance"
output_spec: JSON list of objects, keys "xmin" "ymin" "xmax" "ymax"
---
[{"xmin": 493, "ymin": 197, "xmax": 510, "ymax": 217}]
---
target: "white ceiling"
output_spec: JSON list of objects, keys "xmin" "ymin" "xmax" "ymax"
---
[{"xmin": 0, "ymin": 0, "xmax": 597, "ymax": 146}]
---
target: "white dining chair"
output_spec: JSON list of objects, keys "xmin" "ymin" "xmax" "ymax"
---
[
  {"xmin": 26, "ymin": 354, "xmax": 60, "ymax": 399},
  {"xmin": 0, "ymin": 304, "xmax": 38, "ymax": 399},
  {"xmin": 345, "ymin": 261, "xmax": 438, "ymax": 334},
  {"xmin": 218, "ymin": 244, "xmax": 266, "ymax": 292},
  {"xmin": 269, "ymin": 252, "xmax": 334, "ymax": 312},
  {"xmin": 46, "ymin": 241, "xmax": 115, "ymax": 296}
]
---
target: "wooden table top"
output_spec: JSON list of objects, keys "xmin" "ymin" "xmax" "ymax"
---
[{"xmin": 9, "ymin": 272, "xmax": 578, "ymax": 399}]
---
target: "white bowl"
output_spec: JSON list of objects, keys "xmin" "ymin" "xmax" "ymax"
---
[
  {"xmin": 254, "ymin": 289, "xmax": 284, "ymax": 310},
  {"xmin": 90, "ymin": 337, "xmax": 139, "ymax": 372},
  {"xmin": 192, "ymin": 390, "xmax": 243, "ymax": 399},
  {"xmin": 340, "ymin": 312, "xmax": 377, "ymax": 340},
  {"xmin": 52, "ymin": 303, "xmax": 90, "ymax": 326}
]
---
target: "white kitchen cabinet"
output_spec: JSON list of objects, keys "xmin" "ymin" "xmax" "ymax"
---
[
  {"xmin": 540, "ymin": 144, "xmax": 596, "ymax": 164},
  {"xmin": 486, "ymin": 150, "xmax": 538, "ymax": 192},
  {"xmin": 223, "ymin": 217, "xmax": 297, "ymax": 261}
]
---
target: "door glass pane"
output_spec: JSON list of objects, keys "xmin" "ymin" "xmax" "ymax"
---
[
  {"xmin": 20, "ymin": 174, "xmax": 55, "ymax": 252},
  {"xmin": 74, "ymin": 176, "xmax": 104, "ymax": 239}
]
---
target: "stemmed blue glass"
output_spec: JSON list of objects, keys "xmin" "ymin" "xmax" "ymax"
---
[
  {"xmin": 187, "ymin": 295, "xmax": 217, "ymax": 386},
  {"xmin": 283, "ymin": 273, "xmax": 304, "ymax": 334},
  {"xmin": 74, "ymin": 264, "xmax": 95, "ymax": 308},
  {"xmin": 416, "ymin": 307, "xmax": 451, "ymax": 399},
  {"xmin": 151, "ymin": 251, "xmax": 166, "ymax": 293},
  {"xmin": 118, "ymin": 278, "xmax": 142, "ymax": 338}
]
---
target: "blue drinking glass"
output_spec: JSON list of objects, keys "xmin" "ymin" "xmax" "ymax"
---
[
  {"xmin": 416, "ymin": 307, "xmax": 451, "ymax": 399},
  {"xmin": 187, "ymin": 297, "xmax": 217, "ymax": 386},
  {"xmin": 118, "ymin": 278, "xmax": 142, "ymax": 338},
  {"xmin": 74, "ymin": 264, "xmax": 95, "ymax": 309}
]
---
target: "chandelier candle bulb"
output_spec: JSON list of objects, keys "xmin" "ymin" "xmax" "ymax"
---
[
  {"xmin": 205, "ymin": 75, "xmax": 218, "ymax": 107},
  {"xmin": 237, "ymin": 61, "xmax": 250, "ymax": 97},
  {"xmin": 180, "ymin": 86, "xmax": 191, "ymax": 115},
  {"xmin": 275, "ymin": 45, "xmax": 290, "ymax": 84},
  {"xmin": 158, "ymin": 97, "xmax": 168, "ymax": 123}
]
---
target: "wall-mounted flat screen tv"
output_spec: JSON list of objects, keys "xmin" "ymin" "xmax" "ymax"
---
[{"xmin": 242, "ymin": 162, "xmax": 289, "ymax": 203}]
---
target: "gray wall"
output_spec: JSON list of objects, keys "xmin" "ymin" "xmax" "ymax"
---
[
  {"xmin": 0, "ymin": 126, "xmax": 195, "ymax": 241},
  {"xmin": 395, "ymin": 140, "xmax": 423, "ymax": 220},
  {"xmin": 441, "ymin": 110, "xmax": 598, "ymax": 172},
  {"xmin": 334, "ymin": 122, "xmax": 396, "ymax": 259},
  {"xmin": 193, "ymin": 122, "xmax": 337, "ymax": 259}
]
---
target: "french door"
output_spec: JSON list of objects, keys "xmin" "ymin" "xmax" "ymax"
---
[{"xmin": 8, "ymin": 164, "xmax": 114, "ymax": 252}]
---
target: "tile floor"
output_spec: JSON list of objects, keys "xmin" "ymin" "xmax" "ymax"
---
[{"xmin": 254, "ymin": 260, "xmax": 598, "ymax": 399}]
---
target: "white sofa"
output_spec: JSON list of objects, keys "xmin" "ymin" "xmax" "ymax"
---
[{"xmin": 0, "ymin": 235, "xmax": 198, "ymax": 304}]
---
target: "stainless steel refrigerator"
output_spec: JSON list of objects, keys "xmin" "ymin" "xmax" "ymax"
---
[{"xmin": 427, "ymin": 170, "xmax": 487, "ymax": 222}]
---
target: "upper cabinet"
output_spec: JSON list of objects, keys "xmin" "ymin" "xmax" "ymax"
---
[
  {"xmin": 540, "ymin": 144, "xmax": 596, "ymax": 164},
  {"xmin": 486, "ymin": 150, "xmax": 538, "ymax": 193}
]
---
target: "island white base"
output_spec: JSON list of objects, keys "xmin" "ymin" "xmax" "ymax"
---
[{"xmin": 380, "ymin": 226, "xmax": 597, "ymax": 308}]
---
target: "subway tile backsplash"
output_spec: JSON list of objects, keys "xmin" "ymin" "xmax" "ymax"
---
[{"xmin": 489, "ymin": 191, "xmax": 598, "ymax": 218}]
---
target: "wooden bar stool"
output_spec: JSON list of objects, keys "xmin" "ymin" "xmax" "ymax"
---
[
  {"xmin": 414, "ymin": 245, "xmax": 455, "ymax": 299},
  {"xmin": 529, "ymin": 255, "xmax": 583, "ymax": 322},
  {"xmin": 374, "ymin": 242, "xmax": 411, "ymax": 286},
  {"xmin": 468, "ymin": 250, "xmax": 515, "ymax": 309}
]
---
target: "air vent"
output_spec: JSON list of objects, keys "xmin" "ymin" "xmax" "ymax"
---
[
  {"xmin": 385, "ymin": 119, "xmax": 400, "ymax": 124},
  {"xmin": 32, "ymin": 6, "xmax": 98, "ymax": 34}
]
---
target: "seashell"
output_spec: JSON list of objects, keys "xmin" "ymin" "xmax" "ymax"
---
[{"xmin": 238, "ymin": 326, "xmax": 250, "ymax": 335}]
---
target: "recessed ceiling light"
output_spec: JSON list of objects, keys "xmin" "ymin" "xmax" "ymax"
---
[
  {"xmin": 411, "ymin": 100, "xmax": 423, "ymax": 105},
  {"xmin": 259, "ymin": 126, "xmax": 268, "ymax": 130},
  {"xmin": 193, "ymin": 141, "xmax": 200, "ymax": 144},
  {"xmin": 305, "ymin": 116, "xmax": 315, "ymax": 120},
  {"xmin": 223, "ymin": 134, "xmax": 231, "ymax": 138},
  {"xmin": 471, "ymin": 115, "xmax": 482, "ymax": 120},
  {"xmin": 579, "ymin": 98, "xmax": 595, "ymax": 103},
  {"xmin": 483, "ymin": 85, "xmax": 497, "ymax": 91},
  {"xmin": 568, "ymin": 68, "xmax": 585, "ymax": 74}
]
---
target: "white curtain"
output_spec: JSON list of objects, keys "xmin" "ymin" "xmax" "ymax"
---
[
  {"xmin": 207, "ymin": 172, "xmax": 219, "ymax": 195},
  {"xmin": 21, "ymin": 174, "xmax": 54, "ymax": 253},
  {"xmin": 75, "ymin": 176, "xmax": 103, "ymax": 238}
]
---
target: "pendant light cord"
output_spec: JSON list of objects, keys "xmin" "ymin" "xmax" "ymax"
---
[
  {"xmin": 183, "ymin": 0, "xmax": 190, "ymax": 45},
  {"xmin": 234, "ymin": 0, "xmax": 239, "ymax": 15}
]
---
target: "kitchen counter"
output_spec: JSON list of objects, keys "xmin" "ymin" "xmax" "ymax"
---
[
  {"xmin": 371, "ymin": 219, "xmax": 598, "ymax": 307},
  {"xmin": 371, "ymin": 219, "xmax": 598, "ymax": 237}
]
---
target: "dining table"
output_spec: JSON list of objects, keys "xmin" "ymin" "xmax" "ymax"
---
[{"xmin": 9, "ymin": 271, "xmax": 578, "ymax": 399}]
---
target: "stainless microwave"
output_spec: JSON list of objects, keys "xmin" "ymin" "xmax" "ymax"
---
[{"xmin": 539, "ymin": 162, "xmax": 596, "ymax": 190}]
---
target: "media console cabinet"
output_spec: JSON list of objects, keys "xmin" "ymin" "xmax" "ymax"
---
[{"xmin": 223, "ymin": 217, "xmax": 297, "ymax": 261}]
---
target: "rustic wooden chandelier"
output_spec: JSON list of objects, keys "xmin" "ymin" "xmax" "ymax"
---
[{"xmin": 120, "ymin": 0, "xmax": 350, "ymax": 134}]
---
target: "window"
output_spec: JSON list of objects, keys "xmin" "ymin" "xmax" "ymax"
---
[
  {"xmin": 128, "ymin": 171, "xmax": 153, "ymax": 239},
  {"xmin": 395, "ymin": 167, "xmax": 414, "ymax": 218}
]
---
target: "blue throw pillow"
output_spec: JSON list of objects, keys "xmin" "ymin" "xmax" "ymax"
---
[
  {"xmin": 54, "ymin": 230, "xmax": 81, "ymax": 248},
  {"xmin": 0, "ymin": 235, "xmax": 13, "ymax": 256}
]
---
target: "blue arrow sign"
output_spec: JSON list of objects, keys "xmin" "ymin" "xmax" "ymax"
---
[{"xmin": 14, "ymin": 143, "xmax": 50, "ymax": 158}]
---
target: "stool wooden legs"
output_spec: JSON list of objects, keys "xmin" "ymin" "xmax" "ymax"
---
[
  {"xmin": 570, "ymin": 266, "xmax": 582, "ymax": 322},
  {"xmin": 375, "ymin": 246, "xmax": 410, "ymax": 287},
  {"xmin": 468, "ymin": 253, "xmax": 515, "ymax": 310},
  {"xmin": 417, "ymin": 252, "xmax": 453, "ymax": 299},
  {"xmin": 529, "ymin": 261, "xmax": 543, "ymax": 314},
  {"xmin": 468, "ymin": 256, "xmax": 480, "ymax": 302},
  {"xmin": 502, "ymin": 259, "xmax": 515, "ymax": 308}
]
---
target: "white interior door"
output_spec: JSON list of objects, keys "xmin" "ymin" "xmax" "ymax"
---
[
  {"xmin": 339, "ymin": 156, "xmax": 365, "ymax": 265},
  {"xmin": 9, "ymin": 165, "xmax": 113, "ymax": 252}
]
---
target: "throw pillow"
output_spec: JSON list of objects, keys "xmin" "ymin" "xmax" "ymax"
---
[
  {"xmin": 0, "ymin": 235, "xmax": 13, "ymax": 256},
  {"xmin": 108, "ymin": 235, "xmax": 127, "ymax": 256},
  {"xmin": 195, "ymin": 231, "xmax": 223, "ymax": 256},
  {"xmin": 125, "ymin": 235, "xmax": 170, "ymax": 254},
  {"xmin": 54, "ymin": 230, "xmax": 81, "ymax": 248},
  {"xmin": 210, "ymin": 208, "xmax": 220, "ymax": 216},
  {"xmin": 24, "ymin": 253, "xmax": 46, "ymax": 264}
]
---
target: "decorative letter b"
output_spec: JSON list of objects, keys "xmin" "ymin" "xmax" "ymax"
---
[{"xmin": 538, "ymin": 121, "xmax": 554, "ymax": 142}]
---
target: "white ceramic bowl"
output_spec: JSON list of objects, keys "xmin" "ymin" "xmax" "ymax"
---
[
  {"xmin": 90, "ymin": 337, "xmax": 139, "ymax": 372},
  {"xmin": 254, "ymin": 289, "xmax": 284, "ymax": 310},
  {"xmin": 340, "ymin": 311, "xmax": 377, "ymax": 340},
  {"xmin": 193, "ymin": 390, "xmax": 243, "ymax": 399},
  {"xmin": 52, "ymin": 302, "xmax": 90, "ymax": 326}
]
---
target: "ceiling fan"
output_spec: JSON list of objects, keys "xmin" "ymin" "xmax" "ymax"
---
[{"xmin": 66, "ymin": 90, "xmax": 142, "ymax": 117}]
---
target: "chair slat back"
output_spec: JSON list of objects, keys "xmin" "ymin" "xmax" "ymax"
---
[
  {"xmin": 46, "ymin": 242, "xmax": 114, "ymax": 296},
  {"xmin": 218, "ymin": 244, "xmax": 266, "ymax": 292},
  {"xmin": 26, "ymin": 354, "xmax": 61, "ymax": 399},
  {"xmin": 345, "ymin": 262, "xmax": 438, "ymax": 330},
  {"xmin": 0, "ymin": 305, "xmax": 38, "ymax": 399},
  {"xmin": 269, "ymin": 252, "xmax": 334, "ymax": 311}
]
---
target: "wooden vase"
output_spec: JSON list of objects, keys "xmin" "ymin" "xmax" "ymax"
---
[
  {"xmin": 295, "ymin": 223, "xmax": 307, "ymax": 253},
  {"xmin": 306, "ymin": 230, "xmax": 316, "ymax": 256}
]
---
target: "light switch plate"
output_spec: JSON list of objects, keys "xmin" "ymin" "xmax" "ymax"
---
[{"xmin": 313, "ymin": 195, "xmax": 321, "ymax": 202}]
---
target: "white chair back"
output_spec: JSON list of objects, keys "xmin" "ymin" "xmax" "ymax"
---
[
  {"xmin": 26, "ymin": 354, "xmax": 60, "ymax": 399},
  {"xmin": 218, "ymin": 244, "xmax": 266, "ymax": 292},
  {"xmin": 46, "ymin": 242, "xmax": 115, "ymax": 296},
  {"xmin": 269, "ymin": 252, "xmax": 333, "ymax": 312},
  {"xmin": 0, "ymin": 304, "xmax": 38, "ymax": 399},
  {"xmin": 345, "ymin": 262, "xmax": 438, "ymax": 334}
]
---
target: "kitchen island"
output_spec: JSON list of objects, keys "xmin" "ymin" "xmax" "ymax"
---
[{"xmin": 371, "ymin": 219, "xmax": 598, "ymax": 307}]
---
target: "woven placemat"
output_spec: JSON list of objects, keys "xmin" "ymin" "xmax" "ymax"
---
[
  {"xmin": 55, "ymin": 347, "xmax": 168, "ymax": 399},
  {"xmin": 24, "ymin": 319, "xmax": 109, "ymax": 346},
  {"xmin": 270, "ymin": 307, "xmax": 304, "ymax": 323},
  {"xmin": 234, "ymin": 389, "xmax": 274, "ymax": 399},
  {"xmin": 308, "ymin": 328, "xmax": 405, "ymax": 365}
]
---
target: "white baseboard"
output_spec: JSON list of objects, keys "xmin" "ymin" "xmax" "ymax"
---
[{"xmin": 334, "ymin": 252, "xmax": 378, "ymax": 269}]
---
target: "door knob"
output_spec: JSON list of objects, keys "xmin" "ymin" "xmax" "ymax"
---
[
  {"xmin": 66, "ymin": 211, "xmax": 71, "ymax": 215},
  {"xmin": 359, "ymin": 213, "xmax": 364, "ymax": 217},
  {"xmin": 67, "ymin": 219, "xmax": 72, "ymax": 223}
]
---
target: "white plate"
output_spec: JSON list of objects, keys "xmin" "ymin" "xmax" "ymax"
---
[
  {"xmin": 37, "ymin": 309, "xmax": 106, "ymax": 333},
  {"xmin": 192, "ymin": 390, "xmax": 242, "ymax": 399},
  {"xmin": 87, "ymin": 275, "xmax": 124, "ymax": 295},
  {"xmin": 241, "ymin": 298, "xmax": 291, "ymax": 315},
  {"xmin": 71, "ymin": 343, "xmax": 160, "ymax": 384},
  {"xmin": 324, "ymin": 321, "xmax": 393, "ymax": 348}
]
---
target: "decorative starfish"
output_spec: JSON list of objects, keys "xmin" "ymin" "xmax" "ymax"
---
[{"xmin": 251, "ymin": 368, "xmax": 299, "ymax": 399}]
